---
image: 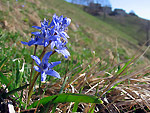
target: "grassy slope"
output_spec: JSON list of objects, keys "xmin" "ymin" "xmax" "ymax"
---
[
  {"xmin": 0, "ymin": 0, "xmax": 149, "ymax": 63},
  {"xmin": 98, "ymin": 15, "xmax": 147, "ymax": 44}
]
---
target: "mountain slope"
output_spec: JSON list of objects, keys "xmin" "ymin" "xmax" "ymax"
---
[{"xmin": 0, "ymin": 0, "xmax": 149, "ymax": 63}]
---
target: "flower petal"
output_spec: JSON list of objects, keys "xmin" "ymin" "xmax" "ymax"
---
[
  {"xmin": 66, "ymin": 18, "xmax": 71, "ymax": 26},
  {"xmin": 35, "ymin": 38, "xmax": 44, "ymax": 45},
  {"xmin": 46, "ymin": 69, "xmax": 61, "ymax": 79},
  {"xmin": 33, "ymin": 66, "xmax": 41, "ymax": 72},
  {"xmin": 41, "ymin": 71, "xmax": 47, "ymax": 82},
  {"xmin": 51, "ymin": 41, "xmax": 55, "ymax": 50},
  {"xmin": 42, "ymin": 52, "xmax": 52, "ymax": 63},
  {"xmin": 21, "ymin": 41, "xmax": 28, "ymax": 45},
  {"xmin": 55, "ymin": 49, "xmax": 70, "ymax": 58},
  {"xmin": 44, "ymin": 39, "xmax": 50, "ymax": 47},
  {"xmin": 50, "ymin": 35, "xmax": 59, "ymax": 41},
  {"xmin": 49, "ymin": 61, "xmax": 61, "ymax": 69},
  {"xmin": 31, "ymin": 55, "xmax": 41, "ymax": 65},
  {"xmin": 32, "ymin": 26, "xmax": 41, "ymax": 29},
  {"xmin": 31, "ymin": 31, "xmax": 41, "ymax": 36},
  {"xmin": 28, "ymin": 40, "xmax": 36, "ymax": 46},
  {"xmin": 61, "ymin": 31, "xmax": 70, "ymax": 38}
]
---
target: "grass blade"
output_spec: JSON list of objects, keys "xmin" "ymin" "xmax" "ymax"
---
[
  {"xmin": 27, "ymin": 93, "xmax": 103, "ymax": 109},
  {"xmin": 15, "ymin": 60, "xmax": 20, "ymax": 88},
  {"xmin": 3, "ymin": 84, "xmax": 29, "ymax": 98},
  {"xmin": 0, "ymin": 71, "xmax": 9, "ymax": 86},
  {"xmin": 0, "ymin": 57, "xmax": 7, "ymax": 71},
  {"xmin": 72, "ymin": 102, "xmax": 79, "ymax": 112}
]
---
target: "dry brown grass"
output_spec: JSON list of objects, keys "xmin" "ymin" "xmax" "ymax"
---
[{"xmin": 28, "ymin": 47, "xmax": 150, "ymax": 112}]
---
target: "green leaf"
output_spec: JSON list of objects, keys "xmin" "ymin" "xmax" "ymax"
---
[
  {"xmin": 0, "ymin": 71, "xmax": 10, "ymax": 86},
  {"xmin": 15, "ymin": 60, "xmax": 20, "ymax": 87},
  {"xmin": 27, "ymin": 93, "xmax": 103, "ymax": 109},
  {"xmin": 116, "ymin": 57, "xmax": 134, "ymax": 75},
  {"xmin": 72, "ymin": 102, "xmax": 79, "ymax": 112},
  {"xmin": 0, "ymin": 57, "xmax": 7, "ymax": 70},
  {"xmin": 107, "ymin": 81, "xmax": 122, "ymax": 93},
  {"xmin": 89, "ymin": 103, "xmax": 95, "ymax": 113},
  {"xmin": 2, "ymin": 84, "xmax": 29, "ymax": 98},
  {"xmin": 59, "ymin": 77, "xmax": 68, "ymax": 94}
]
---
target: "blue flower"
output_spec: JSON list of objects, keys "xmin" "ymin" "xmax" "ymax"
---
[
  {"xmin": 21, "ymin": 36, "xmax": 43, "ymax": 46},
  {"xmin": 22, "ymin": 14, "xmax": 71, "ymax": 58},
  {"xmin": 62, "ymin": 17, "xmax": 71, "ymax": 27},
  {"xmin": 55, "ymin": 47, "xmax": 70, "ymax": 59},
  {"xmin": 29, "ymin": 14, "xmax": 71, "ymax": 48},
  {"xmin": 48, "ymin": 14, "xmax": 71, "ymax": 58},
  {"xmin": 32, "ymin": 18, "xmax": 50, "ymax": 32},
  {"xmin": 31, "ymin": 52, "xmax": 61, "ymax": 82},
  {"xmin": 52, "ymin": 39, "xmax": 70, "ymax": 58},
  {"xmin": 49, "ymin": 14, "xmax": 71, "ymax": 43},
  {"xmin": 31, "ymin": 18, "xmax": 52, "ymax": 47}
]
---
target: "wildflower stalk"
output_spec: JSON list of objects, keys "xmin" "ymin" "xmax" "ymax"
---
[
  {"xmin": 39, "ymin": 42, "xmax": 51, "ymax": 60},
  {"xmin": 38, "ymin": 74, "xmax": 42, "ymax": 94},
  {"xmin": 27, "ymin": 72, "xmax": 40, "ymax": 105},
  {"xmin": 27, "ymin": 49, "xmax": 56, "ymax": 105},
  {"xmin": 30, "ymin": 45, "xmax": 38, "ymax": 84},
  {"xmin": 28, "ymin": 43, "xmax": 50, "ymax": 105},
  {"xmin": 27, "ymin": 48, "xmax": 48, "ymax": 105},
  {"xmin": 23, "ymin": 14, "xmax": 71, "ymax": 106}
]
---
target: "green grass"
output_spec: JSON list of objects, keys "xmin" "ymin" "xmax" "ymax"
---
[
  {"xmin": 0, "ymin": 0, "xmax": 149, "ymax": 87},
  {"xmin": 1, "ymin": 0, "xmax": 149, "ymax": 60}
]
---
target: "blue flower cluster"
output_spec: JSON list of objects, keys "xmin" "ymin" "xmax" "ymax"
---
[
  {"xmin": 31, "ymin": 52, "xmax": 61, "ymax": 82},
  {"xmin": 21, "ymin": 14, "xmax": 71, "ymax": 82},
  {"xmin": 21, "ymin": 14, "xmax": 71, "ymax": 58}
]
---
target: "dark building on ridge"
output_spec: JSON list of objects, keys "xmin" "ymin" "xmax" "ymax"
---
[
  {"xmin": 109, "ymin": 9, "xmax": 127, "ymax": 16},
  {"xmin": 84, "ymin": 2, "xmax": 112, "ymax": 16},
  {"xmin": 103, "ymin": 6, "xmax": 112, "ymax": 14},
  {"xmin": 84, "ymin": 3, "xmax": 131, "ymax": 17}
]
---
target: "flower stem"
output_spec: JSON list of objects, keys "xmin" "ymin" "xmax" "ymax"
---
[
  {"xmin": 27, "ymin": 42, "xmax": 51, "ymax": 105},
  {"xmin": 27, "ymin": 72, "xmax": 40, "ymax": 105},
  {"xmin": 27, "ymin": 42, "xmax": 57, "ymax": 106},
  {"xmin": 51, "ymin": 50, "xmax": 56, "ymax": 56},
  {"xmin": 38, "ymin": 74, "xmax": 41, "ymax": 95},
  {"xmin": 39, "ymin": 46, "xmax": 48, "ymax": 60},
  {"xmin": 39, "ymin": 41, "xmax": 51, "ymax": 60},
  {"xmin": 30, "ymin": 45, "xmax": 38, "ymax": 85}
]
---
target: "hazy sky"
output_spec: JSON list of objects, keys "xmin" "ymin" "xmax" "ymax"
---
[
  {"xmin": 110, "ymin": 0, "xmax": 150, "ymax": 20},
  {"xmin": 65, "ymin": 0, "xmax": 150, "ymax": 20}
]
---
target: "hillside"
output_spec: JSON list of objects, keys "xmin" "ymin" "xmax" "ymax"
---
[
  {"xmin": 0, "ymin": 0, "xmax": 150, "ymax": 63},
  {"xmin": 97, "ymin": 14, "xmax": 149, "ymax": 45}
]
